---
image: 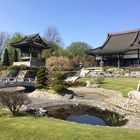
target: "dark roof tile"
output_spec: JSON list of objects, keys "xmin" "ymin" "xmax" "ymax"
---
[{"xmin": 88, "ymin": 29, "xmax": 140, "ymax": 55}]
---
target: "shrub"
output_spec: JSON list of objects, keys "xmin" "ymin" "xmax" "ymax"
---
[
  {"xmin": 13, "ymin": 49, "xmax": 18, "ymax": 62},
  {"xmin": 0, "ymin": 66, "xmax": 8, "ymax": 71},
  {"xmin": 7, "ymin": 65, "xmax": 20, "ymax": 71},
  {"xmin": 2, "ymin": 48, "xmax": 10, "ymax": 66},
  {"xmin": 36, "ymin": 84, "xmax": 44, "ymax": 89},
  {"xmin": 0, "ymin": 92, "xmax": 30, "ymax": 116},
  {"xmin": 19, "ymin": 65, "xmax": 29, "ymax": 70},
  {"xmin": 49, "ymin": 71, "xmax": 68, "ymax": 93},
  {"xmin": 47, "ymin": 56, "xmax": 73, "ymax": 72},
  {"xmin": 29, "ymin": 66, "xmax": 40, "ymax": 71},
  {"xmin": 47, "ymin": 89, "xmax": 57, "ymax": 94},
  {"xmin": 36, "ymin": 67, "xmax": 47, "ymax": 89},
  {"xmin": 67, "ymin": 81, "xmax": 86, "ymax": 87},
  {"xmin": 95, "ymin": 76, "xmax": 105, "ymax": 84}
]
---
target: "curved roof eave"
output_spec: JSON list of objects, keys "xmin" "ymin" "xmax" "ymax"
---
[{"xmin": 100, "ymin": 34, "xmax": 111, "ymax": 49}]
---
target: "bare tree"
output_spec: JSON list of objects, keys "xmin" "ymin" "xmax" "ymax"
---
[
  {"xmin": 0, "ymin": 92, "xmax": 30, "ymax": 116},
  {"xmin": 44, "ymin": 27, "xmax": 62, "ymax": 45},
  {"xmin": 0, "ymin": 31, "xmax": 10, "ymax": 55},
  {"xmin": 46, "ymin": 56, "xmax": 73, "ymax": 73}
]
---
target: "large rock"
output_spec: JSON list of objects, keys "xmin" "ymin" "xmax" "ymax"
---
[
  {"xmin": 128, "ymin": 90, "xmax": 140, "ymax": 101},
  {"xmin": 86, "ymin": 81, "xmax": 99, "ymax": 88},
  {"xmin": 0, "ymin": 86, "xmax": 25, "ymax": 92},
  {"xmin": 69, "ymin": 87, "xmax": 123, "ymax": 98},
  {"xmin": 28, "ymin": 90, "xmax": 74, "ymax": 100}
]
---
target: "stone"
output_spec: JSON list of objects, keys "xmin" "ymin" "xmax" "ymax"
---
[
  {"xmin": 86, "ymin": 81, "xmax": 99, "ymax": 88},
  {"xmin": 28, "ymin": 90, "xmax": 74, "ymax": 101},
  {"xmin": 128, "ymin": 90, "xmax": 140, "ymax": 101},
  {"xmin": 62, "ymin": 94, "xmax": 74, "ymax": 100}
]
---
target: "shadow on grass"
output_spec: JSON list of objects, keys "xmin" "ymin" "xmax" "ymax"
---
[{"xmin": 0, "ymin": 109, "xmax": 35, "ymax": 118}]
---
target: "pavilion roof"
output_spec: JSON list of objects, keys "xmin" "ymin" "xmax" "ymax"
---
[
  {"xmin": 86, "ymin": 29, "xmax": 140, "ymax": 55},
  {"xmin": 11, "ymin": 34, "xmax": 51, "ymax": 50}
]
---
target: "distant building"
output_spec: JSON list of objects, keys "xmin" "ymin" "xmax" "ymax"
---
[
  {"xmin": 86, "ymin": 29, "xmax": 140, "ymax": 68},
  {"xmin": 11, "ymin": 34, "xmax": 51, "ymax": 66}
]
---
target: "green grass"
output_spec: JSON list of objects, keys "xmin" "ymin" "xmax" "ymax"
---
[
  {"xmin": 0, "ymin": 109, "xmax": 140, "ymax": 140},
  {"xmin": 79, "ymin": 77, "xmax": 140, "ymax": 97}
]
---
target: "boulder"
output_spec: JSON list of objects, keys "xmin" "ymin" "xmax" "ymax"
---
[
  {"xmin": 86, "ymin": 81, "xmax": 99, "ymax": 88},
  {"xmin": 128, "ymin": 90, "xmax": 140, "ymax": 101}
]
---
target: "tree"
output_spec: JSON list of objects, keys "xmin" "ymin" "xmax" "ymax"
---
[
  {"xmin": 49, "ymin": 72, "xmax": 68, "ymax": 93},
  {"xmin": 65, "ymin": 42, "xmax": 91, "ymax": 57},
  {"xmin": 44, "ymin": 27, "xmax": 62, "ymax": 46},
  {"xmin": 82, "ymin": 54, "xmax": 95, "ymax": 68},
  {"xmin": 0, "ymin": 31, "xmax": 10, "ymax": 62},
  {"xmin": 2, "ymin": 48, "xmax": 10, "ymax": 66},
  {"xmin": 0, "ymin": 92, "xmax": 30, "ymax": 116},
  {"xmin": 36, "ymin": 67, "xmax": 47, "ymax": 89},
  {"xmin": 64, "ymin": 42, "xmax": 94, "ymax": 68},
  {"xmin": 8, "ymin": 32, "xmax": 24, "ymax": 63},
  {"xmin": 42, "ymin": 41, "xmax": 64, "ymax": 58},
  {"xmin": 13, "ymin": 49, "xmax": 18, "ymax": 62},
  {"xmin": 47, "ymin": 56, "xmax": 73, "ymax": 73}
]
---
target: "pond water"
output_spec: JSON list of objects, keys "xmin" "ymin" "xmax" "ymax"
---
[
  {"xmin": 44, "ymin": 104, "xmax": 127, "ymax": 126},
  {"xmin": 67, "ymin": 114, "xmax": 107, "ymax": 126}
]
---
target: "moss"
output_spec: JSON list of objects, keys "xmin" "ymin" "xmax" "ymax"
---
[{"xmin": 47, "ymin": 89, "xmax": 57, "ymax": 94}]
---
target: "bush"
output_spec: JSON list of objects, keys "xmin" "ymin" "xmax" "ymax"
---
[
  {"xmin": 95, "ymin": 76, "xmax": 105, "ymax": 84},
  {"xmin": 67, "ymin": 81, "xmax": 86, "ymax": 87},
  {"xmin": 8, "ymin": 65, "xmax": 20, "ymax": 71},
  {"xmin": 0, "ymin": 66, "xmax": 8, "ymax": 71},
  {"xmin": 49, "ymin": 71, "xmax": 68, "ymax": 93},
  {"xmin": 2, "ymin": 48, "xmax": 10, "ymax": 66},
  {"xmin": 36, "ymin": 84, "xmax": 44, "ymax": 89},
  {"xmin": 47, "ymin": 56, "xmax": 73, "ymax": 72},
  {"xmin": 47, "ymin": 89, "xmax": 57, "ymax": 94},
  {"xmin": 36, "ymin": 67, "xmax": 47, "ymax": 89},
  {"xmin": 19, "ymin": 65, "xmax": 29, "ymax": 70},
  {"xmin": 0, "ymin": 92, "xmax": 30, "ymax": 116}
]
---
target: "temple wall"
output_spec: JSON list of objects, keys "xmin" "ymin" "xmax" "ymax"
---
[
  {"xmin": 13, "ymin": 61, "xmax": 31, "ymax": 66},
  {"xmin": 124, "ymin": 54, "xmax": 138, "ymax": 59}
]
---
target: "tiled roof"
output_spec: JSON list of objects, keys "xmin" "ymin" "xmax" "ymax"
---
[
  {"xmin": 87, "ymin": 29, "xmax": 140, "ymax": 55},
  {"xmin": 11, "ymin": 34, "xmax": 50, "ymax": 49}
]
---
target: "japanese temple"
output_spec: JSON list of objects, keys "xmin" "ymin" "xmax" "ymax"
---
[
  {"xmin": 11, "ymin": 34, "xmax": 50, "ymax": 66},
  {"xmin": 86, "ymin": 29, "xmax": 140, "ymax": 68}
]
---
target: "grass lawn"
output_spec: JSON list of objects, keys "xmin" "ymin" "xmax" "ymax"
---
[
  {"xmin": 79, "ymin": 77, "xmax": 140, "ymax": 97},
  {"xmin": 0, "ymin": 109, "xmax": 140, "ymax": 140}
]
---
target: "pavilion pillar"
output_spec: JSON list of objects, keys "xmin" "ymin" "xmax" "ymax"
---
[
  {"xmin": 118, "ymin": 55, "xmax": 121, "ymax": 68},
  {"xmin": 100, "ymin": 55, "xmax": 104, "ymax": 67},
  {"xmin": 138, "ymin": 50, "xmax": 140, "ymax": 67}
]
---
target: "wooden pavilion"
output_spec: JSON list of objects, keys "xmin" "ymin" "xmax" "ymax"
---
[
  {"xmin": 86, "ymin": 29, "xmax": 140, "ymax": 68},
  {"xmin": 11, "ymin": 34, "xmax": 50, "ymax": 66}
]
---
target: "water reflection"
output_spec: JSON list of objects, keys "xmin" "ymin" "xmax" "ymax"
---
[
  {"xmin": 67, "ymin": 114, "xmax": 107, "ymax": 126},
  {"xmin": 44, "ymin": 104, "xmax": 127, "ymax": 126}
]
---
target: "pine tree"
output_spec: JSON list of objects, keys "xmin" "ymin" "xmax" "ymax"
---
[
  {"xmin": 36, "ymin": 67, "xmax": 47, "ymax": 89},
  {"xmin": 13, "ymin": 49, "xmax": 18, "ymax": 62},
  {"xmin": 2, "ymin": 48, "xmax": 10, "ymax": 66}
]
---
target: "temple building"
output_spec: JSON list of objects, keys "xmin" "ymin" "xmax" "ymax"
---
[
  {"xmin": 86, "ymin": 29, "xmax": 140, "ymax": 68},
  {"xmin": 11, "ymin": 34, "xmax": 50, "ymax": 66}
]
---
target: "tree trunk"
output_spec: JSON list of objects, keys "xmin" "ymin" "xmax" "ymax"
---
[{"xmin": 12, "ymin": 110, "xmax": 16, "ymax": 116}]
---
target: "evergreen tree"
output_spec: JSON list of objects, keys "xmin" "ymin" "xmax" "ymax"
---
[
  {"xmin": 36, "ymin": 67, "xmax": 47, "ymax": 89},
  {"xmin": 13, "ymin": 49, "xmax": 18, "ymax": 62},
  {"xmin": 2, "ymin": 48, "xmax": 10, "ymax": 66}
]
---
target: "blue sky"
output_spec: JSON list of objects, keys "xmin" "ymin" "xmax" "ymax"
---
[{"xmin": 0, "ymin": 0, "xmax": 140, "ymax": 48}]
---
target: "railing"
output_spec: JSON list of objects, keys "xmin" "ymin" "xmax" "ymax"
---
[{"xmin": 0, "ymin": 77, "xmax": 36, "ymax": 88}]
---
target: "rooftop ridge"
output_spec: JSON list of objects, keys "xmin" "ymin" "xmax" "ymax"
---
[
  {"xmin": 26, "ymin": 33, "xmax": 39, "ymax": 37},
  {"xmin": 108, "ymin": 29, "xmax": 140, "ymax": 36}
]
